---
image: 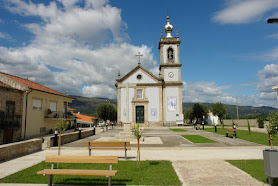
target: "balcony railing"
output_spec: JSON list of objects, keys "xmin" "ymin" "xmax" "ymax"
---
[
  {"xmin": 0, "ymin": 111, "xmax": 21, "ymax": 129},
  {"xmin": 44, "ymin": 111, "xmax": 75, "ymax": 119}
]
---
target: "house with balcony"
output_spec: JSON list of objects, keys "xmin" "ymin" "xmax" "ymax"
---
[
  {"xmin": 0, "ymin": 72, "xmax": 74, "ymax": 141},
  {"xmin": 0, "ymin": 81, "xmax": 24, "ymax": 144}
]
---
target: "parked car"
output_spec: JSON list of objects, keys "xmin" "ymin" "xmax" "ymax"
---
[{"xmin": 98, "ymin": 121, "xmax": 106, "ymax": 127}]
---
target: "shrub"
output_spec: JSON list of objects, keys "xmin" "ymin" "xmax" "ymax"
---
[{"xmin": 256, "ymin": 117, "xmax": 265, "ymax": 128}]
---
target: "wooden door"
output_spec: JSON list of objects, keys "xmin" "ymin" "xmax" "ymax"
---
[
  {"xmin": 136, "ymin": 106, "xmax": 144, "ymax": 124},
  {"xmin": 3, "ymin": 129, "xmax": 13, "ymax": 144}
]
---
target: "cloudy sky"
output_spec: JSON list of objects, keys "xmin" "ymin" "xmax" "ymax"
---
[{"xmin": 1, "ymin": 0, "xmax": 278, "ymax": 108}]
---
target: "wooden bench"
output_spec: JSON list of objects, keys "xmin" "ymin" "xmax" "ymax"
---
[
  {"xmin": 85, "ymin": 141, "xmax": 131, "ymax": 159},
  {"xmin": 37, "ymin": 155, "xmax": 118, "ymax": 186},
  {"xmin": 225, "ymin": 128, "xmax": 237, "ymax": 138}
]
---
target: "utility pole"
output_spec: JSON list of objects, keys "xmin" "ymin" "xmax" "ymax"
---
[{"xmin": 236, "ymin": 97, "xmax": 239, "ymax": 120}]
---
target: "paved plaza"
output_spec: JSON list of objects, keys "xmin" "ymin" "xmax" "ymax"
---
[{"xmin": 0, "ymin": 126, "xmax": 270, "ymax": 185}]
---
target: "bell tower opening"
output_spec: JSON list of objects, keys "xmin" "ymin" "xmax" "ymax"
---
[{"xmin": 167, "ymin": 47, "xmax": 174, "ymax": 63}]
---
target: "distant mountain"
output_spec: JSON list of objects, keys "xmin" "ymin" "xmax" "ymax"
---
[
  {"xmin": 69, "ymin": 96, "xmax": 278, "ymax": 118},
  {"xmin": 183, "ymin": 102, "xmax": 278, "ymax": 118},
  {"xmin": 69, "ymin": 96, "xmax": 117, "ymax": 115}
]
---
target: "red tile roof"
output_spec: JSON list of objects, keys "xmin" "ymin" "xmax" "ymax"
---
[
  {"xmin": 73, "ymin": 113, "xmax": 98, "ymax": 122},
  {"xmin": 1, "ymin": 72, "xmax": 73, "ymax": 99}
]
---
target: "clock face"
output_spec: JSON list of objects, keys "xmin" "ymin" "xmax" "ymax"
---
[{"xmin": 168, "ymin": 72, "xmax": 174, "ymax": 78}]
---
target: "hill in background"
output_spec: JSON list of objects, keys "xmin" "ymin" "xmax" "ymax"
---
[{"xmin": 69, "ymin": 96, "xmax": 278, "ymax": 118}]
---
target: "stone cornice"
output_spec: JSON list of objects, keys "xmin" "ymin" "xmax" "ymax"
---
[
  {"xmin": 136, "ymin": 83, "xmax": 163, "ymax": 87},
  {"xmin": 159, "ymin": 64, "xmax": 182, "ymax": 69},
  {"xmin": 164, "ymin": 82, "xmax": 183, "ymax": 86}
]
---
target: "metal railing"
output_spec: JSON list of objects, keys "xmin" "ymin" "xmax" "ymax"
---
[
  {"xmin": 0, "ymin": 111, "xmax": 21, "ymax": 129},
  {"xmin": 44, "ymin": 111, "xmax": 75, "ymax": 119}
]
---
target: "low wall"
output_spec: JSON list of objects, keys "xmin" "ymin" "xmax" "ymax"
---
[
  {"xmin": 222, "ymin": 119, "xmax": 269, "ymax": 127},
  {"xmin": 0, "ymin": 138, "xmax": 42, "ymax": 162},
  {"xmin": 44, "ymin": 128, "xmax": 95, "ymax": 148}
]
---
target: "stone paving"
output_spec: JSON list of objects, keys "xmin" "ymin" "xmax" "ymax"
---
[{"xmin": 0, "ymin": 126, "xmax": 271, "ymax": 186}]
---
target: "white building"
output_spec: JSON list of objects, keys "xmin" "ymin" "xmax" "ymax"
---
[
  {"xmin": 206, "ymin": 111, "xmax": 219, "ymax": 125},
  {"xmin": 115, "ymin": 16, "xmax": 183, "ymax": 126}
]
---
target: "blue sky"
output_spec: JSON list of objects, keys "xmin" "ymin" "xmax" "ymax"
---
[{"xmin": 1, "ymin": 0, "xmax": 278, "ymax": 107}]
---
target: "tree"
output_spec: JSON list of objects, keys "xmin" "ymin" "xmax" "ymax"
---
[
  {"xmin": 132, "ymin": 124, "xmax": 142, "ymax": 168},
  {"xmin": 55, "ymin": 118, "xmax": 69, "ymax": 167},
  {"xmin": 267, "ymin": 112, "xmax": 278, "ymax": 150},
  {"xmin": 184, "ymin": 108, "xmax": 194, "ymax": 123},
  {"xmin": 192, "ymin": 103, "xmax": 207, "ymax": 123},
  {"xmin": 211, "ymin": 102, "xmax": 226, "ymax": 125},
  {"xmin": 96, "ymin": 103, "xmax": 117, "ymax": 121}
]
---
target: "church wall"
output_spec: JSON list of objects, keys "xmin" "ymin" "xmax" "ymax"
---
[
  {"xmin": 146, "ymin": 87, "xmax": 159, "ymax": 122},
  {"xmin": 120, "ymin": 88, "xmax": 126, "ymax": 122},
  {"xmin": 122, "ymin": 69, "xmax": 157, "ymax": 84},
  {"xmin": 164, "ymin": 68, "xmax": 179, "ymax": 82},
  {"xmin": 128, "ymin": 88, "xmax": 134, "ymax": 123},
  {"xmin": 163, "ymin": 45, "xmax": 178, "ymax": 63},
  {"xmin": 165, "ymin": 87, "xmax": 180, "ymax": 121}
]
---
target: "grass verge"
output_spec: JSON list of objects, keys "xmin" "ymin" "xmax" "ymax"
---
[
  {"xmin": 170, "ymin": 129, "xmax": 187, "ymax": 132},
  {"xmin": 0, "ymin": 160, "xmax": 181, "ymax": 185},
  {"xmin": 182, "ymin": 135, "xmax": 217, "ymax": 143},
  {"xmin": 204, "ymin": 127, "xmax": 278, "ymax": 146},
  {"xmin": 227, "ymin": 160, "xmax": 278, "ymax": 184}
]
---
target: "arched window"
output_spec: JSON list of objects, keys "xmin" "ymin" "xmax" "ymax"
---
[{"xmin": 167, "ymin": 48, "xmax": 174, "ymax": 63}]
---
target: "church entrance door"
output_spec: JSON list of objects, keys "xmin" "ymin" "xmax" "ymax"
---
[{"xmin": 136, "ymin": 106, "xmax": 144, "ymax": 124}]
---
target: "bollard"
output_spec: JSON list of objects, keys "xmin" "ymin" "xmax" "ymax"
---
[
  {"xmin": 78, "ymin": 128, "xmax": 82, "ymax": 139},
  {"xmin": 54, "ymin": 130, "xmax": 58, "ymax": 146},
  {"xmin": 106, "ymin": 125, "xmax": 108, "ymax": 131},
  {"xmin": 93, "ymin": 126, "xmax": 96, "ymax": 135},
  {"xmin": 215, "ymin": 125, "xmax": 217, "ymax": 132}
]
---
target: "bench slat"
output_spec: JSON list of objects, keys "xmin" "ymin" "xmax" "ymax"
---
[
  {"xmin": 226, "ymin": 128, "xmax": 236, "ymax": 131},
  {"xmin": 37, "ymin": 169, "xmax": 117, "ymax": 176},
  {"xmin": 85, "ymin": 141, "xmax": 130, "ymax": 146},
  {"xmin": 45, "ymin": 155, "xmax": 118, "ymax": 164},
  {"xmin": 89, "ymin": 148, "xmax": 131, "ymax": 150}
]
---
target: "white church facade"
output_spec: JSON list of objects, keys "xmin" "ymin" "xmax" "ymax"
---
[{"xmin": 116, "ymin": 16, "xmax": 183, "ymax": 126}]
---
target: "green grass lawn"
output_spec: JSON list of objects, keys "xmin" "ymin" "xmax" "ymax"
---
[
  {"xmin": 182, "ymin": 135, "xmax": 217, "ymax": 143},
  {"xmin": 0, "ymin": 160, "xmax": 181, "ymax": 185},
  {"xmin": 170, "ymin": 128, "xmax": 187, "ymax": 132},
  {"xmin": 227, "ymin": 160, "xmax": 278, "ymax": 184},
  {"xmin": 204, "ymin": 127, "xmax": 278, "ymax": 146}
]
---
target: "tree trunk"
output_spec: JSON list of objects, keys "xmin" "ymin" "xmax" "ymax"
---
[
  {"xmin": 58, "ymin": 133, "xmax": 61, "ymax": 155},
  {"xmin": 137, "ymin": 138, "xmax": 140, "ymax": 168}
]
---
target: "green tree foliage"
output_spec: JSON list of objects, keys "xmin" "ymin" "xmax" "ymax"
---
[
  {"xmin": 267, "ymin": 112, "xmax": 278, "ymax": 149},
  {"xmin": 192, "ymin": 103, "xmax": 207, "ymax": 123},
  {"xmin": 96, "ymin": 103, "xmax": 117, "ymax": 121},
  {"xmin": 211, "ymin": 102, "xmax": 226, "ymax": 124},
  {"xmin": 184, "ymin": 108, "xmax": 194, "ymax": 122},
  {"xmin": 256, "ymin": 117, "xmax": 265, "ymax": 128}
]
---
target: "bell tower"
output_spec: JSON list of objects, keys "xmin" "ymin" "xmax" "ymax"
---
[{"xmin": 159, "ymin": 16, "xmax": 183, "ymax": 124}]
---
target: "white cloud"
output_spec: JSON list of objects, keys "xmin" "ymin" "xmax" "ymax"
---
[
  {"xmin": 212, "ymin": 0, "xmax": 278, "ymax": 24},
  {"xmin": 182, "ymin": 81, "xmax": 236, "ymax": 104},
  {"xmin": 0, "ymin": 0, "xmax": 157, "ymax": 98},
  {"xmin": 0, "ymin": 32, "xmax": 14, "ymax": 41}
]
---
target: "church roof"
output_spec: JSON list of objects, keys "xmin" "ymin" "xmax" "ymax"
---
[{"xmin": 116, "ymin": 64, "xmax": 162, "ymax": 83}]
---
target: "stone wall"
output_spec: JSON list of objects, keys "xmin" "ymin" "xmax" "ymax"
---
[
  {"xmin": 0, "ymin": 87, "xmax": 23, "ymax": 145},
  {"xmin": 44, "ymin": 128, "xmax": 95, "ymax": 148},
  {"xmin": 222, "ymin": 119, "xmax": 269, "ymax": 127},
  {"xmin": 0, "ymin": 138, "xmax": 42, "ymax": 162}
]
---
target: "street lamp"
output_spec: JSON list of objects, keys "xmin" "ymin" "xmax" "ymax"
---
[{"xmin": 267, "ymin": 18, "xmax": 278, "ymax": 24}]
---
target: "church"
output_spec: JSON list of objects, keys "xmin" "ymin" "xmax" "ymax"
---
[{"xmin": 115, "ymin": 16, "xmax": 183, "ymax": 126}]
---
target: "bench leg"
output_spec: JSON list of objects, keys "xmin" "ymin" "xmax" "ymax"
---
[
  {"xmin": 48, "ymin": 175, "xmax": 53, "ymax": 186},
  {"xmin": 124, "ymin": 142, "xmax": 127, "ymax": 159},
  {"xmin": 108, "ymin": 176, "xmax": 111, "ymax": 186}
]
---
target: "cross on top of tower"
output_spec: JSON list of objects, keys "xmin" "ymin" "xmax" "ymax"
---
[{"xmin": 135, "ymin": 52, "xmax": 143, "ymax": 65}]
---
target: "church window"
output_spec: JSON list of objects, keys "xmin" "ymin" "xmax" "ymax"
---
[
  {"xmin": 137, "ymin": 89, "xmax": 143, "ymax": 99},
  {"xmin": 137, "ymin": 74, "xmax": 142, "ymax": 80},
  {"xmin": 167, "ymin": 48, "xmax": 174, "ymax": 63}
]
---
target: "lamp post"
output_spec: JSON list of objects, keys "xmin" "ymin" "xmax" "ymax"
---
[{"xmin": 267, "ymin": 18, "xmax": 278, "ymax": 24}]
